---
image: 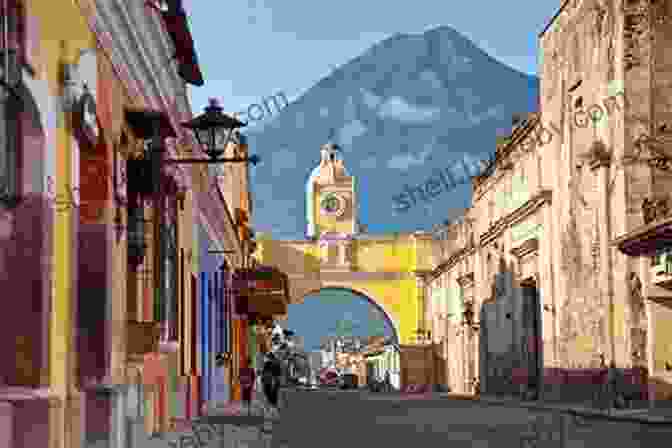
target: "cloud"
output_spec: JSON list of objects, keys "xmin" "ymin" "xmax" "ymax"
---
[
  {"xmin": 387, "ymin": 148, "xmax": 432, "ymax": 170},
  {"xmin": 377, "ymin": 96, "xmax": 441, "ymax": 124},
  {"xmin": 338, "ymin": 119, "xmax": 367, "ymax": 147}
]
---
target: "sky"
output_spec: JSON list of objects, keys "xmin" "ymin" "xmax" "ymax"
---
[
  {"xmin": 184, "ymin": 0, "xmax": 560, "ymax": 121},
  {"xmin": 283, "ymin": 289, "xmax": 396, "ymax": 352},
  {"xmin": 181, "ymin": 0, "xmax": 561, "ymax": 347}
]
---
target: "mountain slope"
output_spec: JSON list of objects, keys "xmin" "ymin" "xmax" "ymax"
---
[{"xmin": 247, "ymin": 26, "xmax": 539, "ymax": 238}]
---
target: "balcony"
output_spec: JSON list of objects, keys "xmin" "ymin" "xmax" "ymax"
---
[
  {"xmin": 613, "ymin": 194, "xmax": 672, "ymax": 257},
  {"xmin": 234, "ymin": 266, "xmax": 289, "ymax": 318},
  {"xmin": 643, "ymin": 194, "xmax": 671, "ymax": 226},
  {"xmin": 126, "ymin": 321, "xmax": 162, "ymax": 357}
]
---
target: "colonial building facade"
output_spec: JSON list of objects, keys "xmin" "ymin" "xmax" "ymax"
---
[
  {"xmin": 426, "ymin": 0, "xmax": 672, "ymax": 403},
  {"xmin": 0, "ymin": 1, "xmax": 262, "ymax": 448}
]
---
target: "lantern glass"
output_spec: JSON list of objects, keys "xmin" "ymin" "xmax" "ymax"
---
[
  {"xmin": 183, "ymin": 99, "xmax": 242, "ymax": 160},
  {"xmin": 209, "ymin": 126, "xmax": 232, "ymax": 159}
]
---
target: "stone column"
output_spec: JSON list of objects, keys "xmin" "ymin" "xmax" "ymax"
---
[
  {"xmin": 461, "ymin": 329, "xmax": 468, "ymax": 393},
  {"xmin": 473, "ymin": 246, "xmax": 482, "ymax": 389},
  {"xmin": 48, "ymin": 397, "xmax": 64, "ymax": 448},
  {"xmin": 472, "ymin": 325, "xmax": 480, "ymax": 394},
  {"xmin": 0, "ymin": 402, "xmax": 12, "ymax": 448},
  {"xmin": 541, "ymin": 202, "xmax": 558, "ymax": 366},
  {"xmin": 642, "ymin": 256, "xmax": 655, "ymax": 408},
  {"xmin": 109, "ymin": 387, "xmax": 127, "ymax": 448},
  {"xmin": 590, "ymin": 147, "xmax": 615, "ymax": 364},
  {"xmin": 413, "ymin": 271, "xmax": 429, "ymax": 343},
  {"xmin": 64, "ymin": 390, "xmax": 84, "ymax": 448}
]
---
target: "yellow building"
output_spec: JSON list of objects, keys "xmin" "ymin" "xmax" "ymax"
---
[
  {"xmin": 0, "ymin": 1, "xmax": 97, "ymax": 447},
  {"xmin": 613, "ymin": 191, "xmax": 672, "ymax": 401},
  {"xmin": 255, "ymin": 142, "xmax": 434, "ymax": 389}
]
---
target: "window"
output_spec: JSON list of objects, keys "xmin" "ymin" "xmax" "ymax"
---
[
  {"xmin": 0, "ymin": 83, "xmax": 18, "ymax": 202},
  {"xmin": 0, "ymin": 1, "xmax": 23, "ymax": 72},
  {"xmin": 163, "ymin": 199, "xmax": 178, "ymax": 340},
  {"xmin": 155, "ymin": 196, "xmax": 178, "ymax": 339},
  {"xmin": 0, "ymin": 1, "xmax": 22, "ymax": 204}
]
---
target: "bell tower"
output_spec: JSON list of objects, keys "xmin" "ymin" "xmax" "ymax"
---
[{"xmin": 306, "ymin": 142, "xmax": 357, "ymax": 238}]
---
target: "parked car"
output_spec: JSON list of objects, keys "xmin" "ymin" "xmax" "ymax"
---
[
  {"xmin": 368, "ymin": 379, "xmax": 384, "ymax": 392},
  {"xmin": 319, "ymin": 369, "xmax": 340, "ymax": 387},
  {"xmin": 340, "ymin": 373, "xmax": 358, "ymax": 390}
]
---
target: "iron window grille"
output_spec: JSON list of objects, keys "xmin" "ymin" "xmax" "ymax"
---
[
  {"xmin": 0, "ymin": 0, "xmax": 22, "ymax": 90},
  {"xmin": 0, "ymin": 73, "xmax": 19, "ymax": 205},
  {"xmin": 127, "ymin": 201, "xmax": 148, "ymax": 267},
  {"xmin": 0, "ymin": 0, "xmax": 22, "ymax": 206},
  {"xmin": 162, "ymin": 199, "xmax": 178, "ymax": 340}
]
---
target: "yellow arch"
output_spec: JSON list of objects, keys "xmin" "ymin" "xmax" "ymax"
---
[{"xmin": 255, "ymin": 232, "xmax": 434, "ymax": 344}]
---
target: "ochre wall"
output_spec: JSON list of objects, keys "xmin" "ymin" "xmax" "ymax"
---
[
  {"xmin": 256, "ymin": 234, "xmax": 432, "ymax": 345},
  {"xmin": 353, "ymin": 239, "xmax": 417, "ymax": 272},
  {"xmin": 34, "ymin": 0, "xmax": 96, "ymax": 399}
]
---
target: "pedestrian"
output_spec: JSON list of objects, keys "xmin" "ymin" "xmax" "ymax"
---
[
  {"xmin": 384, "ymin": 370, "xmax": 391, "ymax": 392},
  {"xmin": 239, "ymin": 358, "xmax": 256, "ymax": 416},
  {"xmin": 262, "ymin": 353, "xmax": 282, "ymax": 410}
]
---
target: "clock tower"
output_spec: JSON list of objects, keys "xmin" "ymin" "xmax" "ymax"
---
[{"xmin": 306, "ymin": 142, "xmax": 358, "ymax": 238}]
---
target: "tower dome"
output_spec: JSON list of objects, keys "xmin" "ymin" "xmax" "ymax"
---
[{"xmin": 306, "ymin": 141, "xmax": 355, "ymax": 238}]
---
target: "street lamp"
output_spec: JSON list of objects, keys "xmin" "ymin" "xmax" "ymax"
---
[
  {"xmin": 125, "ymin": 99, "xmax": 260, "ymax": 167},
  {"xmin": 181, "ymin": 98, "xmax": 250, "ymax": 161},
  {"xmin": 123, "ymin": 100, "xmax": 260, "ymax": 340}
]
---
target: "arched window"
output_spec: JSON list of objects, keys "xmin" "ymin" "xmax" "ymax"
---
[
  {"xmin": 0, "ymin": 78, "xmax": 20, "ymax": 203},
  {"xmin": 0, "ymin": 0, "xmax": 24, "ymax": 204},
  {"xmin": 0, "ymin": 0, "xmax": 24, "ymax": 68}
]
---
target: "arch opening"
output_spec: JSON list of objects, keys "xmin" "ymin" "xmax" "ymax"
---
[{"xmin": 294, "ymin": 286, "xmax": 400, "ymax": 348}]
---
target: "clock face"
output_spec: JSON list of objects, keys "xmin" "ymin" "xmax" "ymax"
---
[{"xmin": 320, "ymin": 193, "xmax": 346, "ymax": 217}]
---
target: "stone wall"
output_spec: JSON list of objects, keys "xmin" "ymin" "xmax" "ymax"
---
[
  {"xmin": 427, "ymin": 0, "xmax": 672, "ymax": 404},
  {"xmin": 536, "ymin": 0, "xmax": 672, "ymax": 369}
]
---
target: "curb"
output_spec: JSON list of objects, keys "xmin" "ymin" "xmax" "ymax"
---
[{"xmin": 440, "ymin": 394, "xmax": 672, "ymax": 425}]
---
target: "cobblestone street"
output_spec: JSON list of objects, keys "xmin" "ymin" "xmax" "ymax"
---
[
  {"xmin": 131, "ymin": 389, "xmax": 672, "ymax": 448},
  {"xmin": 275, "ymin": 390, "xmax": 672, "ymax": 448}
]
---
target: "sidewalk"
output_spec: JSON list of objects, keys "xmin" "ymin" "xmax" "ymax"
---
[
  {"xmin": 196, "ymin": 396, "xmax": 282, "ymax": 448},
  {"xmin": 438, "ymin": 392, "xmax": 672, "ymax": 424},
  {"xmin": 131, "ymin": 396, "xmax": 281, "ymax": 448}
]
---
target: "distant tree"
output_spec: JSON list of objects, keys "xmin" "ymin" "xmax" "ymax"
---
[{"xmin": 368, "ymin": 308, "xmax": 387, "ymax": 338}]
